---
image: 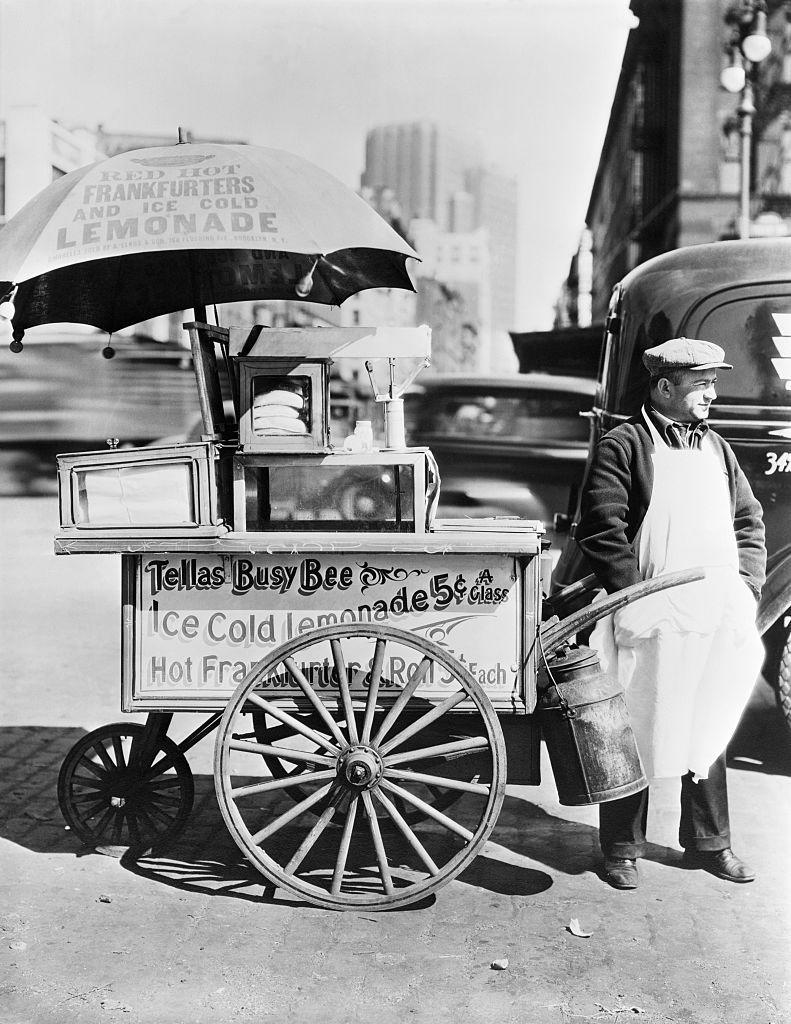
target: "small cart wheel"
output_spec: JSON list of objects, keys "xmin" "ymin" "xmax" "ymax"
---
[
  {"xmin": 215, "ymin": 623, "xmax": 506, "ymax": 911},
  {"xmin": 58, "ymin": 723, "xmax": 194, "ymax": 855}
]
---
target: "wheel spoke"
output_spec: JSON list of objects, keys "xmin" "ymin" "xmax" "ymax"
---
[
  {"xmin": 143, "ymin": 777, "xmax": 184, "ymax": 792},
  {"xmin": 92, "ymin": 741, "xmax": 116, "ymax": 773},
  {"xmin": 378, "ymin": 689, "xmax": 468, "ymax": 756},
  {"xmin": 384, "ymin": 767, "xmax": 490, "ymax": 796},
  {"xmin": 331, "ymin": 798, "xmax": 360, "ymax": 894},
  {"xmin": 380, "ymin": 779, "xmax": 474, "ymax": 841},
  {"xmin": 283, "ymin": 799, "xmax": 339, "ymax": 874},
  {"xmin": 229, "ymin": 739, "xmax": 335, "ymax": 767},
  {"xmin": 111, "ymin": 808, "xmax": 125, "ymax": 844},
  {"xmin": 245, "ymin": 691, "xmax": 339, "ymax": 755},
  {"xmin": 143, "ymin": 800, "xmax": 177, "ymax": 829},
  {"xmin": 70, "ymin": 789, "xmax": 108, "ymax": 806},
  {"xmin": 70, "ymin": 778, "xmax": 105, "ymax": 795},
  {"xmin": 330, "ymin": 639, "xmax": 359, "ymax": 743},
  {"xmin": 361, "ymin": 791, "xmax": 394, "ymax": 894},
  {"xmin": 371, "ymin": 657, "xmax": 432, "ymax": 746},
  {"xmin": 283, "ymin": 657, "xmax": 349, "ymax": 749},
  {"xmin": 80, "ymin": 796, "xmax": 111, "ymax": 821},
  {"xmin": 111, "ymin": 735, "xmax": 127, "ymax": 770},
  {"xmin": 384, "ymin": 736, "xmax": 489, "ymax": 767},
  {"xmin": 361, "ymin": 638, "xmax": 387, "ymax": 743},
  {"xmin": 231, "ymin": 769, "xmax": 336, "ymax": 800},
  {"xmin": 90, "ymin": 805, "xmax": 115, "ymax": 838},
  {"xmin": 143, "ymin": 752, "xmax": 181, "ymax": 779},
  {"xmin": 126, "ymin": 812, "xmax": 143, "ymax": 847},
  {"xmin": 77, "ymin": 756, "xmax": 108, "ymax": 780},
  {"xmin": 135, "ymin": 804, "xmax": 164, "ymax": 837},
  {"xmin": 146, "ymin": 792, "xmax": 182, "ymax": 809},
  {"xmin": 372, "ymin": 788, "xmax": 440, "ymax": 875},
  {"xmin": 250, "ymin": 783, "xmax": 333, "ymax": 845}
]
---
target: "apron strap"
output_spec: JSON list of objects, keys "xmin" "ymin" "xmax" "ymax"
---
[{"xmin": 641, "ymin": 406, "xmax": 667, "ymax": 449}]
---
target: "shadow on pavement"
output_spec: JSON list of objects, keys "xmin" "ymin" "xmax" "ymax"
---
[{"xmin": 2, "ymin": 685, "xmax": 787, "ymax": 904}]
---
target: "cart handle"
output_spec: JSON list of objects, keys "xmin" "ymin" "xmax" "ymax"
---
[
  {"xmin": 541, "ymin": 572, "xmax": 600, "ymax": 620},
  {"xmin": 538, "ymin": 567, "xmax": 707, "ymax": 655}
]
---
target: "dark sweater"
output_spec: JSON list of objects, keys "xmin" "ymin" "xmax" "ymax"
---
[{"xmin": 575, "ymin": 413, "xmax": 766, "ymax": 599}]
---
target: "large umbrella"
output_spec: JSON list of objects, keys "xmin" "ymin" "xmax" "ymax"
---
[{"xmin": 0, "ymin": 140, "xmax": 419, "ymax": 347}]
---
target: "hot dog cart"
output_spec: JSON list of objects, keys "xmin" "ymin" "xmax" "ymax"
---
[{"xmin": 52, "ymin": 321, "xmax": 677, "ymax": 911}]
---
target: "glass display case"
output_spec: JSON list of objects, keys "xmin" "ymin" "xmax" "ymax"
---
[
  {"xmin": 236, "ymin": 357, "xmax": 331, "ymax": 453},
  {"xmin": 56, "ymin": 442, "xmax": 229, "ymax": 537},
  {"xmin": 232, "ymin": 449, "xmax": 435, "ymax": 532}
]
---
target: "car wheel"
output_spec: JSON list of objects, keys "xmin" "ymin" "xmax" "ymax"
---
[{"xmin": 763, "ymin": 615, "xmax": 791, "ymax": 731}]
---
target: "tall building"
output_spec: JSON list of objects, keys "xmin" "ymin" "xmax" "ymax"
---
[
  {"xmin": 566, "ymin": 0, "xmax": 791, "ymax": 323},
  {"xmin": 466, "ymin": 164, "xmax": 519, "ymax": 339},
  {"xmin": 362, "ymin": 121, "xmax": 482, "ymax": 229},
  {"xmin": 361, "ymin": 120, "xmax": 518, "ymax": 369}
]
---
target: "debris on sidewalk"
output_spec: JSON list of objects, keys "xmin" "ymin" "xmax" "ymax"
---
[
  {"xmin": 490, "ymin": 958, "xmax": 509, "ymax": 970},
  {"xmin": 567, "ymin": 917, "xmax": 593, "ymax": 938}
]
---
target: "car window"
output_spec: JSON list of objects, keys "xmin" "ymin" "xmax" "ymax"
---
[
  {"xmin": 695, "ymin": 296, "xmax": 791, "ymax": 406},
  {"xmin": 406, "ymin": 387, "xmax": 591, "ymax": 442},
  {"xmin": 609, "ymin": 291, "xmax": 791, "ymax": 416}
]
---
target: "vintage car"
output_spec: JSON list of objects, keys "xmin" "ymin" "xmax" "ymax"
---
[
  {"xmin": 551, "ymin": 237, "xmax": 791, "ymax": 728},
  {"xmin": 404, "ymin": 372, "xmax": 596, "ymax": 549}
]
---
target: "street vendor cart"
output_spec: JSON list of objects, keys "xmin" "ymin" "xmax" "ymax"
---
[
  {"xmin": 50, "ymin": 321, "xmax": 697, "ymax": 911},
  {"xmin": 0, "ymin": 136, "xmax": 700, "ymax": 910}
]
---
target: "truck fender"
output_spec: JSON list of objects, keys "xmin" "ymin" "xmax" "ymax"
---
[{"xmin": 757, "ymin": 550, "xmax": 791, "ymax": 636}]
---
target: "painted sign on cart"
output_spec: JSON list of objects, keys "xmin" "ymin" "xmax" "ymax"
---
[{"xmin": 131, "ymin": 552, "xmax": 524, "ymax": 704}]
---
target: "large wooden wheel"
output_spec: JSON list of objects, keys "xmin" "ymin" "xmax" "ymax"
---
[
  {"xmin": 214, "ymin": 623, "xmax": 506, "ymax": 910},
  {"xmin": 250, "ymin": 701, "xmax": 467, "ymax": 824},
  {"xmin": 57, "ymin": 721, "xmax": 194, "ymax": 856}
]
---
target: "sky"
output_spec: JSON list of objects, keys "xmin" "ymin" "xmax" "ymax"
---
[{"xmin": 0, "ymin": 0, "xmax": 633, "ymax": 330}]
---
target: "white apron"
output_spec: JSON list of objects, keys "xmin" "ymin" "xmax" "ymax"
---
[{"xmin": 589, "ymin": 411, "xmax": 763, "ymax": 780}]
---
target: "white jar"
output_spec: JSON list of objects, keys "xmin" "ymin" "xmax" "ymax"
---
[
  {"xmin": 343, "ymin": 420, "xmax": 373, "ymax": 452},
  {"xmin": 353, "ymin": 420, "xmax": 373, "ymax": 451}
]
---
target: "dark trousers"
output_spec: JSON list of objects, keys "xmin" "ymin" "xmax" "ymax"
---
[{"xmin": 599, "ymin": 752, "xmax": 731, "ymax": 859}]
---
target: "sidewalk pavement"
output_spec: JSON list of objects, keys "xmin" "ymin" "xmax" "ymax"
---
[{"xmin": 1, "ymin": 498, "xmax": 789, "ymax": 1024}]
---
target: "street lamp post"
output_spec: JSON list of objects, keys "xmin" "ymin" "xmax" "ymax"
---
[
  {"xmin": 721, "ymin": 0, "xmax": 774, "ymax": 239},
  {"xmin": 738, "ymin": 75, "xmax": 757, "ymax": 240}
]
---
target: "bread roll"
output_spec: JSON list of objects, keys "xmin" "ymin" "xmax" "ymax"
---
[
  {"xmin": 253, "ymin": 416, "xmax": 308, "ymax": 435},
  {"xmin": 252, "ymin": 403, "xmax": 301, "ymax": 420},
  {"xmin": 253, "ymin": 389, "xmax": 305, "ymax": 410}
]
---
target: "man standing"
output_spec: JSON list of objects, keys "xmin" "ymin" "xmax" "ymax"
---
[{"xmin": 575, "ymin": 338, "xmax": 766, "ymax": 890}]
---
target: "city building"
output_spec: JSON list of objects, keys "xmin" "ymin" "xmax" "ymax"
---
[
  {"xmin": 560, "ymin": 0, "xmax": 791, "ymax": 324},
  {"xmin": 361, "ymin": 120, "xmax": 518, "ymax": 372},
  {"xmin": 0, "ymin": 106, "xmax": 103, "ymax": 223}
]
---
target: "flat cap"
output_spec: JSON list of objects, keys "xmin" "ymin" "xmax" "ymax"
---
[{"xmin": 643, "ymin": 337, "xmax": 732, "ymax": 375}]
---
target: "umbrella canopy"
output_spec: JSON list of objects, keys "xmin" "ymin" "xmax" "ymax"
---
[{"xmin": 0, "ymin": 142, "xmax": 419, "ymax": 342}]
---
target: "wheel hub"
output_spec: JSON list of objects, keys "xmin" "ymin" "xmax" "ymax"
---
[{"xmin": 338, "ymin": 745, "xmax": 383, "ymax": 790}]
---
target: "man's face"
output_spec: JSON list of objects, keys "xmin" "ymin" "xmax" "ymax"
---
[{"xmin": 655, "ymin": 369, "xmax": 718, "ymax": 422}]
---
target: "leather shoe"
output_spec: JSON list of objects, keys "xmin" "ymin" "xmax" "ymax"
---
[
  {"xmin": 682, "ymin": 848, "xmax": 755, "ymax": 883},
  {"xmin": 603, "ymin": 857, "xmax": 638, "ymax": 889}
]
